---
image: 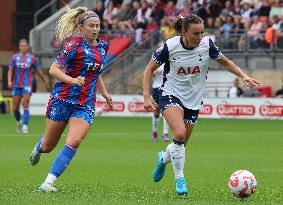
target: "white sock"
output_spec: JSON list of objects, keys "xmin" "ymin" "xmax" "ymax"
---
[
  {"xmin": 163, "ymin": 143, "xmax": 173, "ymax": 164},
  {"xmin": 170, "ymin": 143, "xmax": 185, "ymax": 179},
  {"xmin": 152, "ymin": 115, "xmax": 160, "ymax": 133},
  {"xmin": 44, "ymin": 173, "xmax": 57, "ymax": 185},
  {"xmin": 163, "ymin": 117, "xmax": 169, "ymax": 135}
]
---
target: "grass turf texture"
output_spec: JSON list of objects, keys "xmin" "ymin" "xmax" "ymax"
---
[{"xmin": 0, "ymin": 115, "xmax": 282, "ymax": 205}]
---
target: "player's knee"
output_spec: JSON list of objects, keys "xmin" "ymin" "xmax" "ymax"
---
[
  {"xmin": 21, "ymin": 101, "xmax": 29, "ymax": 109},
  {"xmin": 173, "ymin": 128, "xmax": 186, "ymax": 142}
]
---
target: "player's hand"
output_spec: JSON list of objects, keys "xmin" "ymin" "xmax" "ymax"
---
[
  {"xmin": 242, "ymin": 76, "xmax": 260, "ymax": 87},
  {"xmin": 143, "ymin": 95, "xmax": 157, "ymax": 112},
  {"xmin": 72, "ymin": 76, "xmax": 85, "ymax": 86},
  {"xmin": 103, "ymin": 93, "xmax": 113, "ymax": 110},
  {"xmin": 8, "ymin": 81, "xmax": 12, "ymax": 89}
]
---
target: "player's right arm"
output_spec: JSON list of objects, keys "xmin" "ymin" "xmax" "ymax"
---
[
  {"xmin": 143, "ymin": 59, "xmax": 159, "ymax": 112},
  {"xmin": 7, "ymin": 68, "xmax": 13, "ymax": 89},
  {"xmin": 49, "ymin": 62, "xmax": 85, "ymax": 86},
  {"xmin": 7, "ymin": 56, "xmax": 14, "ymax": 89},
  {"xmin": 51, "ymin": 38, "xmax": 85, "ymax": 86},
  {"xmin": 143, "ymin": 42, "xmax": 169, "ymax": 112}
]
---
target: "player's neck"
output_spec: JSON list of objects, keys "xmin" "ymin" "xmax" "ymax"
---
[
  {"xmin": 84, "ymin": 38, "xmax": 98, "ymax": 46},
  {"xmin": 181, "ymin": 36, "xmax": 195, "ymax": 49}
]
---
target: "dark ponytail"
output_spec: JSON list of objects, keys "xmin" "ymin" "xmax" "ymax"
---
[{"xmin": 174, "ymin": 14, "xmax": 204, "ymax": 34}]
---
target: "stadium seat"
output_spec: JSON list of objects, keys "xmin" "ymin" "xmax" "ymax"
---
[
  {"xmin": 257, "ymin": 86, "xmax": 272, "ymax": 97},
  {"xmin": 104, "ymin": 37, "xmax": 131, "ymax": 64}
]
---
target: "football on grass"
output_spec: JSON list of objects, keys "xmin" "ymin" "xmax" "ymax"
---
[{"xmin": 228, "ymin": 170, "xmax": 257, "ymax": 198}]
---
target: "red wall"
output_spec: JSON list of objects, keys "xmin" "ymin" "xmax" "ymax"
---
[{"xmin": 0, "ymin": 0, "xmax": 16, "ymax": 51}]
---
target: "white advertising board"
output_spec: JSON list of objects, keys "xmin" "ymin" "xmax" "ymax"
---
[{"xmin": 30, "ymin": 93, "xmax": 283, "ymax": 120}]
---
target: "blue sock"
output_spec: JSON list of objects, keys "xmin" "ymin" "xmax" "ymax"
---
[
  {"xmin": 23, "ymin": 109, "xmax": 30, "ymax": 125},
  {"xmin": 14, "ymin": 111, "xmax": 21, "ymax": 122},
  {"xmin": 34, "ymin": 137, "xmax": 43, "ymax": 153},
  {"xmin": 50, "ymin": 144, "xmax": 77, "ymax": 178}
]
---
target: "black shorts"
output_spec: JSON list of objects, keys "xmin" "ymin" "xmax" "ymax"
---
[
  {"xmin": 152, "ymin": 88, "xmax": 160, "ymax": 104},
  {"xmin": 159, "ymin": 94, "xmax": 199, "ymax": 124}
]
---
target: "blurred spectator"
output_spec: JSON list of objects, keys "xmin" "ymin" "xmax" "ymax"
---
[
  {"xmin": 269, "ymin": 0, "xmax": 283, "ymax": 18},
  {"xmin": 243, "ymin": 84, "xmax": 262, "ymax": 97},
  {"xmin": 164, "ymin": 0, "xmax": 180, "ymax": 20},
  {"xmin": 160, "ymin": 17, "xmax": 176, "ymax": 40},
  {"xmin": 103, "ymin": 0, "xmax": 118, "ymax": 29},
  {"xmin": 227, "ymin": 78, "xmax": 243, "ymax": 98},
  {"xmin": 257, "ymin": 0, "xmax": 271, "ymax": 23},
  {"xmin": 220, "ymin": 0, "xmax": 234, "ymax": 21},
  {"xmin": 220, "ymin": 15, "xmax": 234, "ymax": 47},
  {"xmin": 209, "ymin": 0, "xmax": 223, "ymax": 18},
  {"xmin": 206, "ymin": 17, "xmax": 216, "ymax": 29},
  {"xmin": 238, "ymin": 20, "xmax": 251, "ymax": 49},
  {"xmin": 232, "ymin": 0, "xmax": 242, "ymax": 19},
  {"xmin": 135, "ymin": 0, "xmax": 152, "ymax": 43},
  {"xmin": 150, "ymin": 2, "xmax": 164, "ymax": 26},
  {"xmin": 179, "ymin": 0, "xmax": 192, "ymax": 16},
  {"xmin": 275, "ymin": 84, "xmax": 283, "ymax": 98},
  {"xmin": 240, "ymin": 0, "xmax": 254, "ymax": 22},
  {"xmin": 93, "ymin": 0, "xmax": 105, "ymax": 28},
  {"xmin": 264, "ymin": 15, "xmax": 281, "ymax": 47},
  {"xmin": 113, "ymin": 2, "xmax": 135, "ymax": 30},
  {"xmin": 247, "ymin": 15, "xmax": 265, "ymax": 48},
  {"xmin": 231, "ymin": 17, "xmax": 244, "ymax": 48}
]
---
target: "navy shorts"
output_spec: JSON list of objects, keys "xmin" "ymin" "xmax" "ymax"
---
[
  {"xmin": 46, "ymin": 96, "xmax": 95, "ymax": 125},
  {"xmin": 152, "ymin": 88, "xmax": 160, "ymax": 104},
  {"xmin": 12, "ymin": 87, "xmax": 32, "ymax": 96},
  {"xmin": 159, "ymin": 95, "xmax": 199, "ymax": 124}
]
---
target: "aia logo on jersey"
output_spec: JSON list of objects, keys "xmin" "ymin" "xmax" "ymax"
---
[
  {"xmin": 86, "ymin": 62, "xmax": 101, "ymax": 71},
  {"xmin": 177, "ymin": 66, "xmax": 200, "ymax": 75}
]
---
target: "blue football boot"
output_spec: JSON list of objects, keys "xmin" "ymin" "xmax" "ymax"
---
[
  {"xmin": 176, "ymin": 177, "xmax": 188, "ymax": 195},
  {"xmin": 152, "ymin": 151, "xmax": 167, "ymax": 182}
]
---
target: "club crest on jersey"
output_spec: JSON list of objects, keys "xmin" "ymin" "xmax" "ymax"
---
[
  {"xmin": 86, "ymin": 62, "xmax": 101, "ymax": 71},
  {"xmin": 177, "ymin": 66, "xmax": 200, "ymax": 75}
]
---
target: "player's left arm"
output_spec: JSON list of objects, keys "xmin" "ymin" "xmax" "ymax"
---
[
  {"xmin": 218, "ymin": 54, "xmax": 260, "ymax": 87},
  {"xmin": 98, "ymin": 76, "xmax": 112, "ymax": 110},
  {"xmin": 208, "ymin": 38, "xmax": 260, "ymax": 87},
  {"xmin": 36, "ymin": 69, "xmax": 51, "ymax": 91}
]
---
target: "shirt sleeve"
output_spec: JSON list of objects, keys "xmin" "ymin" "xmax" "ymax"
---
[
  {"xmin": 152, "ymin": 43, "xmax": 169, "ymax": 65},
  {"xmin": 55, "ymin": 40, "xmax": 77, "ymax": 67},
  {"xmin": 209, "ymin": 38, "xmax": 221, "ymax": 60}
]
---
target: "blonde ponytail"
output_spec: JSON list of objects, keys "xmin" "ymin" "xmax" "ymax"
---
[{"xmin": 56, "ymin": 7, "xmax": 88, "ymax": 42}]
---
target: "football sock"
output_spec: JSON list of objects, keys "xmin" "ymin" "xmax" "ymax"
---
[
  {"xmin": 14, "ymin": 110, "xmax": 21, "ymax": 122},
  {"xmin": 170, "ymin": 141, "xmax": 185, "ymax": 179},
  {"xmin": 34, "ymin": 137, "xmax": 43, "ymax": 153},
  {"xmin": 163, "ymin": 117, "xmax": 169, "ymax": 135},
  {"xmin": 152, "ymin": 115, "xmax": 160, "ymax": 133},
  {"xmin": 44, "ymin": 173, "xmax": 57, "ymax": 185},
  {"xmin": 23, "ymin": 108, "xmax": 30, "ymax": 125},
  {"xmin": 163, "ymin": 143, "xmax": 173, "ymax": 164},
  {"xmin": 49, "ymin": 144, "xmax": 76, "ymax": 179}
]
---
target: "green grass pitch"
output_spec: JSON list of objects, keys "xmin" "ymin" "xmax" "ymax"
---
[{"xmin": 0, "ymin": 115, "xmax": 282, "ymax": 205}]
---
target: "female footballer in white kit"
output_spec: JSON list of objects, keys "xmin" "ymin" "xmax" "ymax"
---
[{"xmin": 143, "ymin": 14, "xmax": 260, "ymax": 195}]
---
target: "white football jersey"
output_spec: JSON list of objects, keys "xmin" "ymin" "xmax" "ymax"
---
[
  {"xmin": 152, "ymin": 64, "xmax": 164, "ymax": 88},
  {"xmin": 152, "ymin": 35, "xmax": 221, "ymax": 110}
]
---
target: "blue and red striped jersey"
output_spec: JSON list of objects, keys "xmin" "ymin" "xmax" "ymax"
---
[
  {"xmin": 9, "ymin": 53, "xmax": 39, "ymax": 88},
  {"xmin": 51, "ymin": 36, "xmax": 109, "ymax": 107}
]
